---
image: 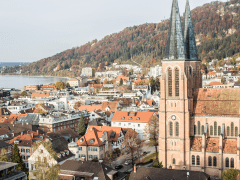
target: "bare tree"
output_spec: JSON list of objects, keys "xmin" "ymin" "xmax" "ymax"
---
[
  {"xmin": 123, "ymin": 129, "xmax": 140, "ymax": 166},
  {"xmin": 73, "ymin": 101, "xmax": 82, "ymax": 111},
  {"xmin": 144, "ymin": 115, "xmax": 159, "ymax": 160}
]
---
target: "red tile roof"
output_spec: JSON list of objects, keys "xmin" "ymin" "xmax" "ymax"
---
[
  {"xmin": 206, "ymin": 138, "xmax": 219, "ymax": 153},
  {"xmin": 193, "ymin": 88, "xmax": 240, "ymax": 117},
  {"xmin": 31, "ymin": 92, "xmax": 50, "ymax": 98},
  {"xmin": 112, "ymin": 111, "xmax": 154, "ymax": 123},
  {"xmin": 102, "ymin": 101, "xmax": 119, "ymax": 112},
  {"xmin": 116, "ymin": 75, "xmax": 129, "ymax": 82},
  {"xmin": 223, "ymin": 139, "xmax": 237, "ymax": 154},
  {"xmin": 209, "ymin": 82, "xmax": 223, "ymax": 86},
  {"xmin": 79, "ymin": 105, "xmax": 102, "ymax": 111},
  {"xmin": 190, "ymin": 137, "xmax": 202, "ymax": 151}
]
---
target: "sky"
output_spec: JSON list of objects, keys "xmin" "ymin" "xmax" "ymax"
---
[{"xmin": 0, "ymin": 0, "xmax": 227, "ymax": 63}]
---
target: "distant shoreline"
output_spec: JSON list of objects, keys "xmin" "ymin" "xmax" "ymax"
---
[{"xmin": 0, "ymin": 74, "xmax": 70, "ymax": 79}]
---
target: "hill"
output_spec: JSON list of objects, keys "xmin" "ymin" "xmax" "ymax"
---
[{"xmin": 3, "ymin": 0, "xmax": 240, "ymax": 77}]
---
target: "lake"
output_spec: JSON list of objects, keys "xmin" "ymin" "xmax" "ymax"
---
[{"xmin": 0, "ymin": 75, "xmax": 68, "ymax": 89}]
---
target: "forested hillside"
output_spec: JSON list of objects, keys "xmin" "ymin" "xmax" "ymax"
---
[{"xmin": 4, "ymin": 0, "xmax": 240, "ymax": 77}]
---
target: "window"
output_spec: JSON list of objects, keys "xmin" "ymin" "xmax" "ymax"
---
[
  {"xmin": 170, "ymin": 122, "xmax": 173, "ymax": 136},
  {"xmin": 218, "ymin": 126, "xmax": 221, "ymax": 136},
  {"xmin": 26, "ymin": 149, "xmax": 30, "ymax": 153},
  {"xmin": 210, "ymin": 126, "xmax": 213, "ymax": 135},
  {"xmin": 226, "ymin": 158, "xmax": 229, "ymax": 167},
  {"xmin": 175, "ymin": 122, "xmax": 179, "ymax": 136},
  {"xmin": 231, "ymin": 122, "xmax": 234, "ymax": 136},
  {"xmin": 21, "ymin": 148, "xmax": 25, "ymax": 152},
  {"xmin": 208, "ymin": 156, "xmax": 212, "ymax": 166},
  {"xmin": 175, "ymin": 68, "xmax": 179, "ymax": 97},
  {"xmin": 198, "ymin": 121, "xmax": 200, "ymax": 135},
  {"xmin": 194, "ymin": 125, "xmax": 197, "ymax": 135},
  {"xmin": 202, "ymin": 125, "xmax": 204, "ymax": 135},
  {"xmin": 213, "ymin": 157, "xmax": 217, "ymax": 167},
  {"xmin": 79, "ymin": 147, "xmax": 82, "ymax": 151},
  {"xmin": 231, "ymin": 158, "xmax": 234, "ymax": 168},
  {"xmin": 235, "ymin": 127, "xmax": 238, "ymax": 137},
  {"xmin": 168, "ymin": 68, "xmax": 172, "ymax": 97},
  {"xmin": 138, "ymin": 124, "xmax": 140, "ymax": 127},
  {"xmin": 192, "ymin": 155, "xmax": 195, "ymax": 165},
  {"xmin": 173, "ymin": 158, "xmax": 176, "ymax": 165},
  {"xmin": 214, "ymin": 122, "xmax": 217, "ymax": 136},
  {"xmin": 128, "ymin": 123, "xmax": 131, "ymax": 126},
  {"xmin": 227, "ymin": 126, "xmax": 230, "ymax": 136},
  {"xmin": 197, "ymin": 155, "xmax": 200, "ymax": 165},
  {"xmin": 89, "ymin": 155, "xmax": 93, "ymax": 159}
]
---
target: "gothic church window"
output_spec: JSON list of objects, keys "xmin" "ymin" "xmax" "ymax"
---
[
  {"xmin": 214, "ymin": 122, "xmax": 217, "ymax": 136},
  {"xmin": 192, "ymin": 155, "xmax": 195, "ymax": 165},
  {"xmin": 210, "ymin": 126, "xmax": 213, "ymax": 136},
  {"xmin": 227, "ymin": 126, "xmax": 230, "ymax": 136},
  {"xmin": 202, "ymin": 125, "xmax": 204, "ymax": 135},
  {"xmin": 208, "ymin": 156, "xmax": 212, "ymax": 166},
  {"xmin": 218, "ymin": 126, "xmax": 221, "ymax": 136},
  {"xmin": 213, "ymin": 157, "xmax": 217, "ymax": 167},
  {"xmin": 231, "ymin": 122, "xmax": 234, "ymax": 136},
  {"xmin": 170, "ymin": 122, "xmax": 173, "ymax": 136},
  {"xmin": 168, "ymin": 68, "xmax": 172, "ymax": 97},
  {"xmin": 194, "ymin": 125, "xmax": 197, "ymax": 135},
  {"xmin": 198, "ymin": 121, "xmax": 200, "ymax": 135},
  {"xmin": 175, "ymin": 122, "xmax": 179, "ymax": 136},
  {"xmin": 175, "ymin": 68, "xmax": 179, "ymax": 97},
  {"xmin": 235, "ymin": 127, "xmax": 238, "ymax": 137},
  {"xmin": 197, "ymin": 155, "xmax": 200, "ymax": 165},
  {"xmin": 173, "ymin": 158, "xmax": 176, "ymax": 165},
  {"xmin": 231, "ymin": 158, "xmax": 234, "ymax": 168},
  {"xmin": 226, "ymin": 158, "xmax": 229, "ymax": 167}
]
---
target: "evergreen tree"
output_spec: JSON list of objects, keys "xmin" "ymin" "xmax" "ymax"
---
[
  {"xmin": 12, "ymin": 144, "xmax": 26, "ymax": 171},
  {"xmin": 78, "ymin": 113, "xmax": 86, "ymax": 135},
  {"xmin": 120, "ymin": 78, "xmax": 123, "ymax": 85}
]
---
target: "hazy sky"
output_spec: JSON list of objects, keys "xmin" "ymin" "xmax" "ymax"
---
[{"xmin": 0, "ymin": 0, "xmax": 227, "ymax": 62}]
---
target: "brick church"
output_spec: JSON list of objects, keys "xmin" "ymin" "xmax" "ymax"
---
[{"xmin": 159, "ymin": 0, "xmax": 240, "ymax": 178}]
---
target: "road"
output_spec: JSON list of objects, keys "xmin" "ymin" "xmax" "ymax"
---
[{"xmin": 110, "ymin": 143, "xmax": 156, "ymax": 173}]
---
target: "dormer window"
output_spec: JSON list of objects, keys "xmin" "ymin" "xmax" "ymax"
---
[
  {"xmin": 137, "ymin": 117, "xmax": 140, "ymax": 120},
  {"xmin": 129, "ymin": 117, "xmax": 132, "ymax": 120},
  {"xmin": 90, "ymin": 139, "xmax": 95, "ymax": 143},
  {"xmin": 80, "ymin": 138, "xmax": 83, "ymax": 143},
  {"xmin": 121, "ymin": 117, "xmax": 125, "ymax": 120}
]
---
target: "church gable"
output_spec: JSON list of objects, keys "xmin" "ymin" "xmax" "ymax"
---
[{"xmin": 193, "ymin": 88, "xmax": 240, "ymax": 117}]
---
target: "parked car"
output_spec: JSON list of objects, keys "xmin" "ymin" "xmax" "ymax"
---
[
  {"xmin": 115, "ymin": 164, "xmax": 123, "ymax": 170},
  {"xmin": 125, "ymin": 160, "xmax": 131, "ymax": 165}
]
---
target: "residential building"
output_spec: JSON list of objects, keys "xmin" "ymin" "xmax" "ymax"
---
[
  {"xmin": 0, "ymin": 161, "xmax": 27, "ymax": 180},
  {"xmin": 148, "ymin": 65, "xmax": 162, "ymax": 78},
  {"xmin": 59, "ymin": 160, "xmax": 126, "ymax": 180},
  {"xmin": 68, "ymin": 78, "xmax": 79, "ymax": 87},
  {"xmin": 28, "ymin": 137, "xmax": 75, "ymax": 179},
  {"xmin": 82, "ymin": 67, "xmax": 93, "ymax": 77},
  {"xmin": 39, "ymin": 111, "xmax": 89, "ymax": 133},
  {"xmin": 115, "ymin": 75, "xmax": 129, "ymax": 85},
  {"xmin": 24, "ymin": 85, "xmax": 39, "ymax": 91},
  {"xmin": 209, "ymin": 82, "xmax": 224, "ymax": 88},
  {"xmin": 111, "ymin": 111, "xmax": 154, "ymax": 140},
  {"xmin": 129, "ymin": 166, "xmax": 210, "ymax": 180},
  {"xmin": 8, "ymin": 130, "xmax": 47, "ymax": 168},
  {"xmin": 69, "ymin": 126, "xmax": 124, "ymax": 160},
  {"xmin": 7, "ymin": 101, "xmax": 35, "ymax": 114},
  {"xmin": 159, "ymin": 0, "xmax": 240, "ymax": 178},
  {"xmin": 40, "ymin": 85, "xmax": 57, "ymax": 91}
]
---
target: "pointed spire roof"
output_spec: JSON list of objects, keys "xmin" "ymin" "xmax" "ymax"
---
[
  {"xmin": 183, "ymin": 0, "xmax": 199, "ymax": 60},
  {"xmin": 165, "ymin": 0, "xmax": 186, "ymax": 60}
]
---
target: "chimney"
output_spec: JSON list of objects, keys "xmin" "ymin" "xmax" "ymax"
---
[
  {"xmin": 37, "ymin": 130, "xmax": 39, "ymax": 135},
  {"xmin": 27, "ymin": 131, "xmax": 29, "ymax": 135},
  {"xmin": 21, "ymin": 132, "xmax": 23, "ymax": 136},
  {"xmin": 82, "ymin": 157, "xmax": 86, "ymax": 161},
  {"xmin": 31, "ymin": 133, "xmax": 34, "ymax": 138},
  {"xmin": 134, "ymin": 164, "xmax": 137, "ymax": 173}
]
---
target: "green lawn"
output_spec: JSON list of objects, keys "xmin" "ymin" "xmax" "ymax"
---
[{"xmin": 142, "ymin": 152, "xmax": 158, "ymax": 163}]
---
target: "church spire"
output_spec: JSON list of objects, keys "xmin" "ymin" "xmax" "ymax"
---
[
  {"xmin": 183, "ymin": 0, "xmax": 199, "ymax": 60},
  {"xmin": 165, "ymin": 0, "xmax": 186, "ymax": 60}
]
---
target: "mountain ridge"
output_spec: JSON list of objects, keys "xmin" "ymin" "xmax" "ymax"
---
[{"xmin": 3, "ymin": 0, "xmax": 240, "ymax": 77}]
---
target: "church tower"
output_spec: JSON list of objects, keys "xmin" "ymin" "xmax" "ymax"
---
[{"xmin": 159, "ymin": 0, "xmax": 202, "ymax": 169}]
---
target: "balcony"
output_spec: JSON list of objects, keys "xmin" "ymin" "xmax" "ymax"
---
[{"xmin": 0, "ymin": 170, "xmax": 27, "ymax": 180}]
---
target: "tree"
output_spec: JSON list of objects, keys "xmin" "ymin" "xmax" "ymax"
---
[
  {"xmin": 12, "ymin": 144, "xmax": 26, "ymax": 172},
  {"xmin": 123, "ymin": 129, "xmax": 140, "ymax": 166},
  {"xmin": 66, "ymin": 83, "xmax": 70, "ymax": 88},
  {"xmin": 78, "ymin": 113, "xmax": 85, "ymax": 135},
  {"xmin": 32, "ymin": 141, "xmax": 59, "ymax": 180},
  {"xmin": 222, "ymin": 169, "xmax": 239, "ymax": 180},
  {"xmin": 20, "ymin": 91, "xmax": 27, "ymax": 97},
  {"xmin": 0, "ymin": 149, "xmax": 10, "ymax": 162},
  {"xmin": 120, "ymin": 78, "xmax": 123, "ymax": 85},
  {"xmin": 34, "ymin": 103, "xmax": 48, "ymax": 115},
  {"xmin": 55, "ymin": 81, "xmax": 66, "ymax": 90},
  {"xmin": 13, "ymin": 92, "xmax": 20, "ymax": 99},
  {"xmin": 104, "ymin": 150, "xmax": 116, "ymax": 168},
  {"xmin": 74, "ymin": 101, "xmax": 82, "ymax": 111},
  {"xmin": 144, "ymin": 116, "xmax": 159, "ymax": 160}
]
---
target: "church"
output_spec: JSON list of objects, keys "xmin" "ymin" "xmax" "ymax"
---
[{"xmin": 159, "ymin": 0, "xmax": 240, "ymax": 178}]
